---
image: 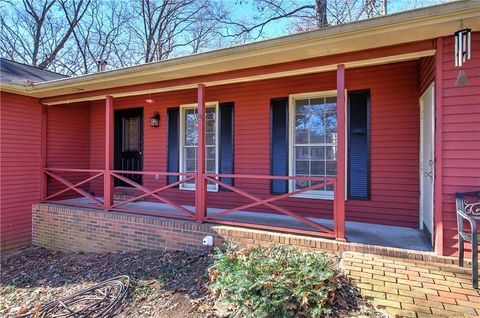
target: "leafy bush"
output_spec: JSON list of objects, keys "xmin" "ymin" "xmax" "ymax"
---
[{"xmin": 209, "ymin": 244, "xmax": 336, "ymax": 318}]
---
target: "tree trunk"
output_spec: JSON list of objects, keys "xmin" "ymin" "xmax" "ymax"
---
[
  {"xmin": 381, "ymin": 0, "xmax": 387, "ymax": 15},
  {"xmin": 316, "ymin": 0, "xmax": 328, "ymax": 27}
]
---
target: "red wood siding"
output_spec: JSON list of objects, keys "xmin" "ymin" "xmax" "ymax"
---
[
  {"xmin": 83, "ymin": 61, "xmax": 420, "ymax": 228},
  {"xmin": 419, "ymin": 56, "xmax": 435, "ymax": 95},
  {"xmin": 46, "ymin": 103, "xmax": 91, "ymax": 197},
  {"xmin": 440, "ymin": 32, "xmax": 480, "ymax": 256},
  {"xmin": 346, "ymin": 62, "xmax": 420, "ymax": 227},
  {"xmin": 0, "ymin": 92, "xmax": 41, "ymax": 251}
]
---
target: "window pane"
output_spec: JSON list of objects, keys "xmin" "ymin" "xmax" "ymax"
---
[
  {"xmin": 185, "ymin": 159, "xmax": 196, "ymax": 172},
  {"xmin": 206, "ymin": 133, "xmax": 215, "ymax": 145},
  {"xmin": 326, "ymin": 161, "xmax": 337, "ymax": 177},
  {"xmin": 324, "ymin": 111, "xmax": 337, "ymax": 132},
  {"xmin": 206, "ymin": 108, "xmax": 215, "ymax": 120},
  {"xmin": 295, "ymin": 128, "xmax": 308, "ymax": 144},
  {"xmin": 206, "ymin": 147, "xmax": 215, "ymax": 160},
  {"xmin": 310, "ymin": 98, "xmax": 324, "ymax": 106},
  {"xmin": 206, "ymin": 118, "xmax": 215, "ymax": 131},
  {"xmin": 310, "ymin": 146, "xmax": 325, "ymax": 160},
  {"xmin": 206, "ymin": 107, "xmax": 216, "ymax": 146},
  {"xmin": 295, "ymin": 99, "xmax": 309, "ymax": 111},
  {"xmin": 325, "ymin": 96, "xmax": 337, "ymax": 104},
  {"xmin": 296, "ymin": 160, "xmax": 309, "ymax": 175},
  {"xmin": 185, "ymin": 147, "xmax": 196, "ymax": 159},
  {"xmin": 295, "ymin": 100, "xmax": 308, "ymax": 143},
  {"xmin": 325, "ymin": 130, "xmax": 337, "ymax": 144},
  {"xmin": 325, "ymin": 146, "xmax": 336, "ymax": 160},
  {"xmin": 122, "ymin": 117, "xmax": 139, "ymax": 151},
  {"xmin": 185, "ymin": 109, "xmax": 198, "ymax": 146},
  {"xmin": 309, "ymin": 109, "xmax": 325, "ymax": 143},
  {"xmin": 295, "ymin": 113, "xmax": 307, "ymax": 128},
  {"xmin": 311, "ymin": 161, "xmax": 325, "ymax": 176},
  {"xmin": 206, "ymin": 159, "xmax": 215, "ymax": 172},
  {"xmin": 295, "ymin": 146, "xmax": 309, "ymax": 160},
  {"xmin": 295, "ymin": 179, "xmax": 309, "ymax": 189}
]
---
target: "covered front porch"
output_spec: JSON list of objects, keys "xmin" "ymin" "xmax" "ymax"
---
[
  {"xmin": 57, "ymin": 196, "xmax": 432, "ymax": 251},
  {"xmin": 39, "ymin": 40, "xmax": 437, "ymax": 252}
]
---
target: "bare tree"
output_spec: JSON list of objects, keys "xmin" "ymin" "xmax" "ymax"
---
[
  {"xmin": 63, "ymin": 0, "xmax": 133, "ymax": 74},
  {"xmin": 132, "ymin": 0, "xmax": 220, "ymax": 63},
  {"xmin": 185, "ymin": 1, "xmax": 229, "ymax": 54},
  {"xmin": 0, "ymin": 0, "xmax": 90, "ymax": 71},
  {"xmin": 218, "ymin": 0, "xmax": 393, "ymax": 38},
  {"xmin": 219, "ymin": 1, "xmax": 318, "ymax": 39}
]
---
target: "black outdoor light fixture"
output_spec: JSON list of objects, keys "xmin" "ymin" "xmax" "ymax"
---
[{"xmin": 150, "ymin": 112, "xmax": 160, "ymax": 128}]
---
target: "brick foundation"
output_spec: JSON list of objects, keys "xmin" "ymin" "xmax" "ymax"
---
[{"xmin": 32, "ymin": 203, "xmax": 459, "ymax": 264}]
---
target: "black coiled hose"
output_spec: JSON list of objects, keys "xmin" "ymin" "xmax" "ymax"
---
[{"xmin": 17, "ymin": 275, "xmax": 130, "ymax": 318}]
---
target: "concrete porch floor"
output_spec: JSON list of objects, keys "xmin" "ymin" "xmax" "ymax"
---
[{"xmin": 60, "ymin": 197, "xmax": 433, "ymax": 252}]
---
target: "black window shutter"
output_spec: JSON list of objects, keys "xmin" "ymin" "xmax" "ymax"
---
[
  {"xmin": 347, "ymin": 91, "xmax": 370, "ymax": 200},
  {"xmin": 219, "ymin": 102, "xmax": 234, "ymax": 189},
  {"xmin": 270, "ymin": 98, "xmax": 289, "ymax": 194},
  {"xmin": 167, "ymin": 108, "xmax": 180, "ymax": 184}
]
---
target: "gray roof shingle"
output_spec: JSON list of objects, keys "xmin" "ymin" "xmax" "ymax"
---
[{"xmin": 1, "ymin": 58, "xmax": 67, "ymax": 85}]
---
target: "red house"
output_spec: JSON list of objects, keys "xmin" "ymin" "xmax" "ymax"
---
[{"xmin": 1, "ymin": 1, "xmax": 479, "ymax": 258}]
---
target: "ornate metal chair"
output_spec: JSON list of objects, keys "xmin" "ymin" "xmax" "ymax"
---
[{"xmin": 456, "ymin": 191, "xmax": 480, "ymax": 289}]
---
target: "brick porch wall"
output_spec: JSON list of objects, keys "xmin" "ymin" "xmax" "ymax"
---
[{"xmin": 32, "ymin": 203, "xmax": 461, "ymax": 265}]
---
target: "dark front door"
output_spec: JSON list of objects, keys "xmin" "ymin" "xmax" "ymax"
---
[{"xmin": 114, "ymin": 108, "xmax": 143, "ymax": 186}]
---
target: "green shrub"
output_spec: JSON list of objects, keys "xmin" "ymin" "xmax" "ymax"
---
[{"xmin": 209, "ymin": 244, "xmax": 336, "ymax": 318}]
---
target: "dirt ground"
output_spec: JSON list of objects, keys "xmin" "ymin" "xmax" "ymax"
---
[{"xmin": 1, "ymin": 246, "xmax": 384, "ymax": 317}]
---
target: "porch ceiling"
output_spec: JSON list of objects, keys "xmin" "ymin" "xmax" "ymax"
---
[{"xmin": 1, "ymin": 0, "xmax": 479, "ymax": 103}]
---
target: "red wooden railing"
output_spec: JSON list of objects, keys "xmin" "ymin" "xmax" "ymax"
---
[
  {"xmin": 43, "ymin": 168, "xmax": 105, "ymax": 209},
  {"xmin": 42, "ymin": 168, "xmax": 343, "ymax": 239},
  {"xmin": 110, "ymin": 170, "xmax": 195, "ymax": 220},
  {"xmin": 202, "ymin": 173, "xmax": 337, "ymax": 238}
]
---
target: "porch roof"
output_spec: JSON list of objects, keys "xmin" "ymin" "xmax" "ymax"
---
[{"xmin": 1, "ymin": 0, "xmax": 479, "ymax": 102}]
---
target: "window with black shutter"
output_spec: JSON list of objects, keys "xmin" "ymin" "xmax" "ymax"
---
[
  {"xmin": 174, "ymin": 102, "xmax": 234, "ymax": 192},
  {"xmin": 347, "ymin": 90, "xmax": 370, "ymax": 200}
]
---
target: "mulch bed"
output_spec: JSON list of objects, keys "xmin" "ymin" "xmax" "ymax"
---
[{"xmin": 1, "ymin": 246, "xmax": 384, "ymax": 317}]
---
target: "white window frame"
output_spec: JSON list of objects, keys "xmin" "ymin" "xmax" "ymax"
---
[
  {"xmin": 288, "ymin": 90, "xmax": 338, "ymax": 200},
  {"xmin": 179, "ymin": 102, "xmax": 219, "ymax": 191}
]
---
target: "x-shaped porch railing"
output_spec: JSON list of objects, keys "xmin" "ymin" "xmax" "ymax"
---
[
  {"xmin": 203, "ymin": 173, "xmax": 336, "ymax": 238},
  {"xmin": 43, "ymin": 168, "xmax": 105, "ymax": 208},
  {"xmin": 42, "ymin": 168, "xmax": 340, "ymax": 238},
  {"xmin": 110, "ymin": 170, "xmax": 196, "ymax": 220}
]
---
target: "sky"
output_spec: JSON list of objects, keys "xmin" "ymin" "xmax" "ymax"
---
[{"xmin": 226, "ymin": 0, "xmax": 454, "ymax": 38}]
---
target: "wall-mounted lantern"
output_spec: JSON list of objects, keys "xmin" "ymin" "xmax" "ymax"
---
[{"xmin": 150, "ymin": 112, "xmax": 160, "ymax": 128}]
